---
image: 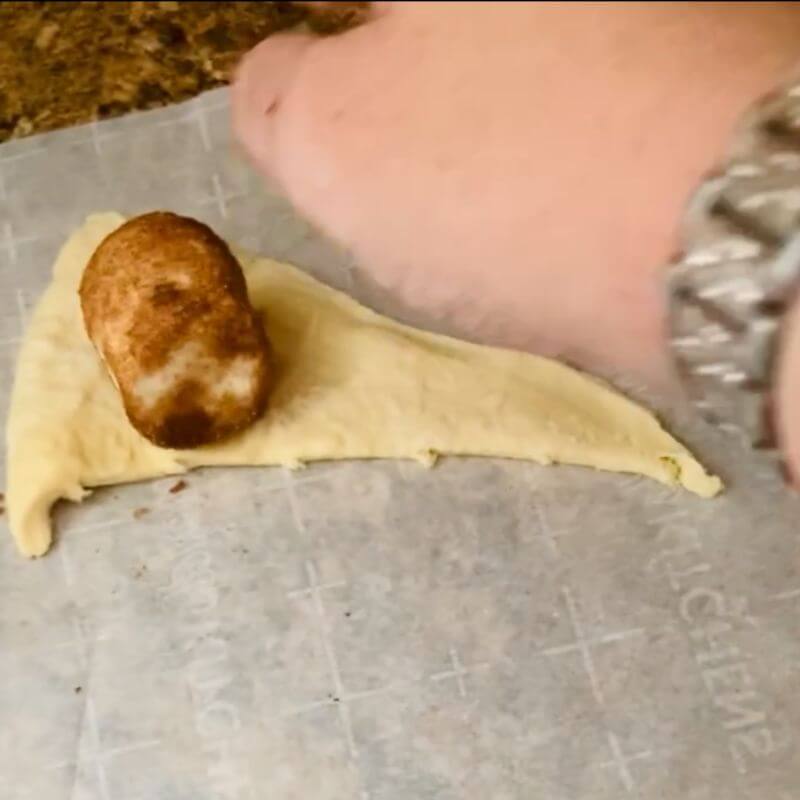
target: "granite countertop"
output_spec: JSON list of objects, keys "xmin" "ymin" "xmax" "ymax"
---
[{"xmin": 0, "ymin": 1, "xmax": 367, "ymax": 143}]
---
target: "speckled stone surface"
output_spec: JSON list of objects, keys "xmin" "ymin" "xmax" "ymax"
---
[{"xmin": 0, "ymin": 1, "xmax": 366, "ymax": 143}]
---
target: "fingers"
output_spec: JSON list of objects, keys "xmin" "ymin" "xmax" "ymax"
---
[
  {"xmin": 777, "ymin": 302, "xmax": 800, "ymax": 490},
  {"xmin": 231, "ymin": 32, "xmax": 315, "ymax": 185},
  {"xmin": 231, "ymin": 1, "xmax": 391, "ymax": 183}
]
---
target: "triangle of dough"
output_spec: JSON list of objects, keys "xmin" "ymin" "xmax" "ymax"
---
[{"xmin": 5, "ymin": 213, "xmax": 721, "ymax": 557}]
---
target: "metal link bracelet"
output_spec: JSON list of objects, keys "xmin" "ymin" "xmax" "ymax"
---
[{"xmin": 668, "ymin": 80, "xmax": 800, "ymax": 452}]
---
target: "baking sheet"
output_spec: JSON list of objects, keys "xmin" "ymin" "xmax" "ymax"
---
[{"xmin": 1, "ymin": 88, "xmax": 799, "ymax": 800}]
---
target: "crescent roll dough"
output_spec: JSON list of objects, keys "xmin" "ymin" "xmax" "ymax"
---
[{"xmin": 5, "ymin": 213, "xmax": 721, "ymax": 557}]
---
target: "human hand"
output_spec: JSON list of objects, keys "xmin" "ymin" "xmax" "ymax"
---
[{"xmin": 233, "ymin": 1, "xmax": 800, "ymax": 479}]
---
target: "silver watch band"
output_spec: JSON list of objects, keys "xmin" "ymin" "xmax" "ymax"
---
[{"xmin": 668, "ymin": 81, "xmax": 800, "ymax": 451}]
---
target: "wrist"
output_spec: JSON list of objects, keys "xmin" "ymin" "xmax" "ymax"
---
[
  {"xmin": 646, "ymin": 6, "xmax": 800, "ymax": 351},
  {"xmin": 594, "ymin": 4, "xmax": 800, "ymax": 387},
  {"xmin": 648, "ymin": 6, "xmax": 800, "ymax": 470}
]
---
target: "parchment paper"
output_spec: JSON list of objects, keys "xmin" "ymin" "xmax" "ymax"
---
[{"xmin": 1, "ymin": 89, "xmax": 798, "ymax": 800}]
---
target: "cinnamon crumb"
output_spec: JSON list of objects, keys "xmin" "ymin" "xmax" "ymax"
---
[
  {"xmin": 169, "ymin": 479, "xmax": 188, "ymax": 494},
  {"xmin": 133, "ymin": 507, "xmax": 150, "ymax": 520}
]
